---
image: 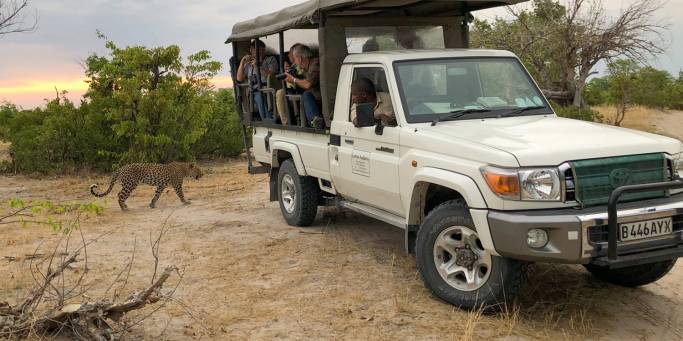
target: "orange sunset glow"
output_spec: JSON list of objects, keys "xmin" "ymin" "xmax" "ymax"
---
[{"xmin": 0, "ymin": 76, "xmax": 234, "ymax": 108}]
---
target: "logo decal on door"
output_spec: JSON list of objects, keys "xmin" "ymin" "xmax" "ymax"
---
[{"xmin": 351, "ymin": 150, "xmax": 371, "ymax": 177}]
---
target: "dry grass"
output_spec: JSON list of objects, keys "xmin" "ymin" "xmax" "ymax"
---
[
  {"xmin": 456, "ymin": 305, "xmax": 485, "ymax": 341},
  {"xmin": 1, "ymin": 158, "xmax": 682, "ymax": 340},
  {"xmin": 593, "ymin": 105, "xmax": 661, "ymax": 132}
]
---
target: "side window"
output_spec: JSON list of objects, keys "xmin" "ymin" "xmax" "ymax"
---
[{"xmin": 349, "ymin": 67, "xmax": 396, "ymax": 125}]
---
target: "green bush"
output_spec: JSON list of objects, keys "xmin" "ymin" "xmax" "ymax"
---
[
  {"xmin": 0, "ymin": 102, "xmax": 19, "ymax": 141},
  {"xmin": 0, "ymin": 36, "xmax": 246, "ymax": 173},
  {"xmin": 192, "ymin": 89, "xmax": 244, "ymax": 157},
  {"xmin": 552, "ymin": 103, "xmax": 604, "ymax": 123}
]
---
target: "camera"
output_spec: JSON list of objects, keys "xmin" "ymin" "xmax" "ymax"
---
[{"xmin": 276, "ymin": 65, "xmax": 299, "ymax": 81}]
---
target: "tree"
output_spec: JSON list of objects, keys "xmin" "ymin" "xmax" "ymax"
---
[
  {"xmin": 0, "ymin": 101, "xmax": 19, "ymax": 140},
  {"xmin": 630, "ymin": 66, "xmax": 674, "ymax": 109},
  {"xmin": 84, "ymin": 33, "xmax": 222, "ymax": 166},
  {"xmin": 605, "ymin": 59, "xmax": 640, "ymax": 126},
  {"xmin": 0, "ymin": 34, "xmax": 247, "ymax": 174},
  {"xmin": 472, "ymin": 0, "xmax": 668, "ymax": 108},
  {"xmin": 0, "ymin": 0, "xmax": 36, "ymax": 36}
]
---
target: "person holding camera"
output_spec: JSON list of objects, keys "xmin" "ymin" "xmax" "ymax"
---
[
  {"xmin": 236, "ymin": 39, "xmax": 279, "ymax": 120},
  {"xmin": 349, "ymin": 77, "xmax": 396, "ymax": 127},
  {"xmin": 283, "ymin": 44, "xmax": 323, "ymax": 129},
  {"xmin": 275, "ymin": 43, "xmax": 305, "ymax": 125}
]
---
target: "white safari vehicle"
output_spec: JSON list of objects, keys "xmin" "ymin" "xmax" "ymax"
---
[{"xmin": 227, "ymin": 0, "xmax": 683, "ymax": 308}]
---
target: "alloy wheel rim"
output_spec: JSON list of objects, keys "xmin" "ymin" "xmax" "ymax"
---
[
  {"xmin": 281, "ymin": 174, "xmax": 296, "ymax": 213},
  {"xmin": 433, "ymin": 226, "xmax": 492, "ymax": 292}
]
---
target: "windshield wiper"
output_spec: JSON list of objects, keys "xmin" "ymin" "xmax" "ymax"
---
[
  {"xmin": 431, "ymin": 108, "xmax": 491, "ymax": 126},
  {"xmin": 499, "ymin": 106, "xmax": 547, "ymax": 117}
]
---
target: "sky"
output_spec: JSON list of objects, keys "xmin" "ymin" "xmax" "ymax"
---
[{"xmin": 0, "ymin": 0, "xmax": 681, "ymax": 108}]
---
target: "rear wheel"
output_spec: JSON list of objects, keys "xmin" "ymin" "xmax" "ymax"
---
[
  {"xmin": 584, "ymin": 259, "xmax": 676, "ymax": 287},
  {"xmin": 277, "ymin": 159, "xmax": 319, "ymax": 226},
  {"xmin": 415, "ymin": 200, "xmax": 526, "ymax": 309}
]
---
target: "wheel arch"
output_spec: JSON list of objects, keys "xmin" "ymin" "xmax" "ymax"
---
[
  {"xmin": 407, "ymin": 168, "xmax": 487, "ymax": 227},
  {"xmin": 268, "ymin": 142, "xmax": 307, "ymax": 202},
  {"xmin": 270, "ymin": 141, "xmax": 307, "ymax": 176},
  {"xmin": 405, "ymin": 168, "xmax": 489, "ymax": 254}
]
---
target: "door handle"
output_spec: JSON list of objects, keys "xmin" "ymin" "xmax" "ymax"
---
[
  {"xmin": 376, "ymin": 146, "xmax": 394, "ymax": 153},
  {"xmin": 344, "ymin": 139, "xmax": 354, "ymax": 145}
]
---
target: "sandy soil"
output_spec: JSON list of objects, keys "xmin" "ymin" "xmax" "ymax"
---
[
  {"xmin": 653, "ymin": 110, "xmax": 683, "ymax": 142},
  {"xmin": 594, "ymin": 106, "xmax": 683, "ymax": 142},
  {"xmin": 1, "ymin": 156, "xmax": 682, "ymax": 340}
]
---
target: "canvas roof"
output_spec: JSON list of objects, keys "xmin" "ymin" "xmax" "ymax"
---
[{"xmin": 225, "ymin": 0, "xmax": 527, "ymax": 43}]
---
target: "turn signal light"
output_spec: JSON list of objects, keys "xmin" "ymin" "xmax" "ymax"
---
[{"xmin": 482, "ymin": 167, "xmax": 521, "ymax": 200}]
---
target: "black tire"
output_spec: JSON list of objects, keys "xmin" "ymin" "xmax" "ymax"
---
[
  {"xmin": 584, "ymin": 259, "xmax": 676, "ymax": 287},
  {"xmin": 415, "ymin": 200, "xmax": 526, "ymax": 309},
  {"xmin": 277, "ymin": 159, "xmax": 319, "ymax": 226}
]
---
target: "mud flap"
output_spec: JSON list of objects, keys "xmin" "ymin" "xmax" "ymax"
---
[
  {"xmin": 269, "ymin": 167, "xmax": 279, "ymax": 202},
  {"xmin": 406, "ymin": 224, "xmax": 419, "ymax": 254}
]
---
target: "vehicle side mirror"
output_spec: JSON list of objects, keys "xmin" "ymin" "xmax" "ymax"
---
[{"xmin": 355, "ymin": 103, "xmax": 376, "ymax": 128}]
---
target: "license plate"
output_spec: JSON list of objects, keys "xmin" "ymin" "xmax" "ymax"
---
[{"xmin": 619, "ymin": 217, "xmax": 673, "ymax": 242}]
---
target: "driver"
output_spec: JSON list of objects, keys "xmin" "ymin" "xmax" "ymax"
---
[{"xmin": 349, "ymin": 77, "xmax": 396, "ymax": 127}]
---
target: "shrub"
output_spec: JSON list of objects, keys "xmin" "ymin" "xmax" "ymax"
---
[
  {"xmin": 0, "ymin": 36, "xmax": 247, "ymax": 174},
  {"xmin": 552, "ymin": 103, "xmax": 604, "ymax": 123},
  {"xmin": 192, "ymin": 89, "xmax": 244, "ymax": 157}
]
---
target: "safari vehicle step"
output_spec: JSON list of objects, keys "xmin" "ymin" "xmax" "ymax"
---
[{"xmin": 338, "ymin": 200, "xmax": 405, "ymax": 229}]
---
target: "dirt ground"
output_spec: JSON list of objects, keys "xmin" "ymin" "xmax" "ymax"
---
[
  {"xmin": 594, "ymin": 106, "xmax": 683, "ymax": 141},
  {"xmin": 1, "ymin": 159, "xmax": 682, "ymax": 340},
  {"xmin": 1, "ymin": 112, "xmax": 683, "ymax": 340}
]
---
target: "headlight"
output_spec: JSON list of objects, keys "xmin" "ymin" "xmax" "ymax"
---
[
  {"xmin": 519, "ymin": 169, "xmax": 561, "ymax": 200},
  {"xmin": 482, "ymin": 166, "xmax": 561, "ymax": 201}
]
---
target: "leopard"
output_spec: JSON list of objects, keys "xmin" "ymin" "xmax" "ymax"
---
[{"xmin": 90, "ymin": 162, "xmax": 203, "ymax": 210}]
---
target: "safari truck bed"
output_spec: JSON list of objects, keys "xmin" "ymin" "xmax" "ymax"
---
[{"xmin": 226, "ymin": 0, "xmax": 683, "ymax": 309}]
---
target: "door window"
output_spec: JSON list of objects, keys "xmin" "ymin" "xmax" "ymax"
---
[{"xmin": 349, "ymin": 67, "xmax": 397, "ymax": 126}]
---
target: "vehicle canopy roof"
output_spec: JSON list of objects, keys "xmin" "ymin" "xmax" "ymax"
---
[
  {"xmin": 225, "ymin": 0, "xmax": 525, "ymax": 43},
  {"xmin": 226, "ymin": 0, "xmax": 528, "ymax": 127}
]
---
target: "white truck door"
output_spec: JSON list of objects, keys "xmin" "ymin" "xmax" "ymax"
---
[{"xmin": 330, "ymin": 66, "xmax": 403, "ymax": 216}]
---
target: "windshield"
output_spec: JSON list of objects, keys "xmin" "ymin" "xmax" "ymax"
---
[{"xmin": 395, "ymin": 58, "xmax": 550, "ymax": 123}]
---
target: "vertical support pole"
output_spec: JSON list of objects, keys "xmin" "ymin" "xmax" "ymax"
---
[
  {"xmin": 278, "ymin": 31, "xmax": 285, "ymax": 73},
  {"xmin": 254, "ymin": 38, "xmax": 263, "ymax": 90},
  {"xmin": 462, "ymin": 12, "xmax": 471, "ymax": 48},
  {"xmin": 231, "ymin": 43, "xmax": 255, "ymax": 172}
]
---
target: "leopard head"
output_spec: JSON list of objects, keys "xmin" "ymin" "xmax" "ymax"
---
[{"xmin": 187, "ymin": 163, "xmax": 203, "ymax": 180}]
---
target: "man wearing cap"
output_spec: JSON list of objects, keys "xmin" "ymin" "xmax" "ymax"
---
[{"xmin": 236, "ymin": 39, "xmax": 279, "ymax": 120}]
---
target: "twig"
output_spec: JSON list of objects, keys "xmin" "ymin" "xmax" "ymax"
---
[{"xmin": 150, "ymin": 211, "xmax": 174, "ymax": 284}]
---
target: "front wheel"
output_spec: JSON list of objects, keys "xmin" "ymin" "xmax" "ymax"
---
[
  {"xmin": 277, "ymin": 159, "xmax": 319, "ymax": 226},
  {"xmin": 584, "ymin": 259, "xmax": 676, "ymax": 287},
  {"xmin": 415, "ymin": 200, "xmax": 526, "ymax": 309}
]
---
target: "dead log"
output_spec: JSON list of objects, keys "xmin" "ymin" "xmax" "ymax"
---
[{"xmin": 1, "ymin": 266, "xmax": 177, "ymax": 340}]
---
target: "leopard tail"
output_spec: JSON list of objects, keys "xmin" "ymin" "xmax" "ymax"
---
[{"xmin": 90, "ymin": 170, "xmax": 119, "ymax": 197}]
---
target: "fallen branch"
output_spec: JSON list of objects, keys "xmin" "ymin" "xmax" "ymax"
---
[{"xmin": 1, "ymin": 266, "xmax": 178, "ymax": 340}]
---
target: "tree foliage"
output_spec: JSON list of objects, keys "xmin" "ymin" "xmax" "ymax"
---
[
  {"xmin": 0, "ymin": 35, "xmax": 244, "ymax": 173},
  {"xmin": 84, "ymin": 33, "xmax": 222, "ymax": 165},
  {"xmin": 471, "ymin": 0, "xmax": 668, "ymax": 107},
  {"xmin": 584, "ymin": 59, "xmax": 683, "ymax": 124}
]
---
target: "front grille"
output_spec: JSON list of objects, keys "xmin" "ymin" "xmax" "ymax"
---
[
  {"xmin": 570, "ymin": 153, "xmax": 667, "ymax": 207},
  {"xmin": 588, "ymin": 214, "xmax": 683, "ymax": 243},
  {"xmin": 564, "ymin": 167, "xmax": 576, "ymax": 202}
]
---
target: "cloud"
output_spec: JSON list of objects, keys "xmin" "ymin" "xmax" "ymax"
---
[{"xmin": 0, "ymin": 0, "xmax": 681, "ymax": 108}]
